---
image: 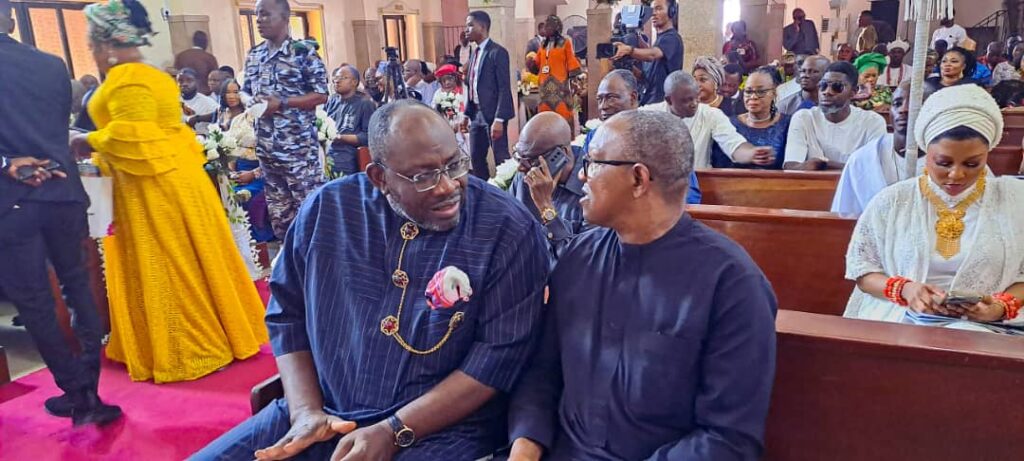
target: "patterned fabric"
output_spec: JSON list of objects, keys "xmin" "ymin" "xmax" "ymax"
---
[
  {"xmin": 86, "ymin": 63, "xmax": 268, "ymax": 383},
  {"xmin": 536, "ymin": 38, "xmax": 582, "ymax": 124},
  {"xmin": 196, "ymin": 175, "xmax": 549, "ymax": 460},
  {"xmin": 84, "ymin": 0, "xmax": 153, "ymax": 48},
  {"xmin": 242, "ymin": 37, "xmax": 328, "ymax": 238},
  {"xmin": 854, "ymin": 52, "xmax": 887, "ymax": 74},
  {"xmin": 693, "ymin": 56, "xmax": 724, "ymax": 88},
  {"xmin": 714, "ymin": 115, "xmax": 790, "ymax": 170}
]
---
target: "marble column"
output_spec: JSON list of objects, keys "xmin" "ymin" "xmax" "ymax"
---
[
  {"xmin": 352, "ymin": 19, "xmax": 383, "ymax": 71},
  {"xmin": 677, "ymin": 0, "xmax": 724, "ymax": 71},
  {"xmin": 740, "ymin": 0, "xmax": 785, "ymax": 67},
  {"xmin": 421, "ymin": 22, "xmax": 446, "ymax": 65}
]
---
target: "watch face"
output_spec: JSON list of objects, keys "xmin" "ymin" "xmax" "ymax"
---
[{"xmin": 396, "ymin": 427, "xmax": 416, "ymax": 448}]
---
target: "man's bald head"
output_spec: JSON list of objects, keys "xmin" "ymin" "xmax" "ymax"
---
[
  {"xmin": 519, "ymin": 112, "xmax": 572, "ymax": 153},
  {"xmin": 368, "ymin": 99, "xmax": 453, "ymax": 163}
]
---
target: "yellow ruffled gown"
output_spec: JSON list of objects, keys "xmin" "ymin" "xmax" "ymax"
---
[{"xmin": 87, "ymin": 63, "xmax": 269, "ymax": 383}]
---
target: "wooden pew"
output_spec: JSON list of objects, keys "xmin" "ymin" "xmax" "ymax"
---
[
  {"xmin": 766, "ymin": 310, "xmax": 1024, "ymax": 460},
  {"xmin": 990, "ymin": 146, "xmax": 1023, "ymax": 175},
  {"xmin": 689, "ymin": 205, "xmax": 855, "ymax": 315},
  {"xmin": 999, "ymin": 126, "xmax": 1024, "ymax": 147},
  {"xmin": 696, "ymin": 169, "xmax": 840, "ymax": 212}
]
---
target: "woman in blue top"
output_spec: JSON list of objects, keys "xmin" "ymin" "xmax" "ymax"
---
[{"xmin": 714, "ymin": 66, "xmax": 789, "ymax": 169}]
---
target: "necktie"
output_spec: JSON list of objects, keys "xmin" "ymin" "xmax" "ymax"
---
[{"xmin": 468, "ymin": 47, "xmax": 480, "ymax": 103}]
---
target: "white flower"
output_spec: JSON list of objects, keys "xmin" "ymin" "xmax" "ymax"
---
[
  {"xmin": 584, "ymin": 119, "xmax": 602, "ymax": 131},
  {"xmin": 571, "ymin": 133, "xmax": 588, "ymax": 148},
  {"xmin": 487, "ymin": 159, "xmax": 520, "ymax": 191},
  {"xmin": 202, "ymin": 138, "xmax": 219, "ymax": 152},
  {"xmin": 205, "ymin": 149, "xmax": 220, "ymax": 161}
]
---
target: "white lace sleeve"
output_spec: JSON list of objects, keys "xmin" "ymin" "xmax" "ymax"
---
[{"xmin": 845, "ymin": 188, "xmax": 892, "ymax": 281}]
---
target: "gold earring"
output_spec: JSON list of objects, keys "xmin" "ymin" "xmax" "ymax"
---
[{"xmin": 107, "ymin": 52, "xmax": 118, "ymax": 66}]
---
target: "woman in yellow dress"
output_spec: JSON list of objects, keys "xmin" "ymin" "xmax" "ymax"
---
[{"xmin": 71, "ymin": 0, "xmax": 268, "ymax": 383}]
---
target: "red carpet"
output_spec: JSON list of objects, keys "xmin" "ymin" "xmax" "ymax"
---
[{"xmin": 0, "ymin": 280, "xmax": 277, "ymax": 460}]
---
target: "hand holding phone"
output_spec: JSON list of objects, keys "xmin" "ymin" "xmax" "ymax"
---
[
  {"xmin": 8, "ymin": 158, "xmax": 65, "ymax": 187},
  {"xmin": 943, "ymin": 291, "xmax": 984, "ymax": 307}
]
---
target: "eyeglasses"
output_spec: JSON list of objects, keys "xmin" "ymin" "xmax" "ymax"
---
[
  {"xmin": 743, "ymin": 88, "xmax": 775, "ymax": 99},
  {"xmin": 818, "ymin": 81, "xmax": 848, "ymax": 93},
  {"xmin": 332, "ymin": 75, "xmax": 355, "ymax": 83},
  {"xmin": 376, "ymin": 152, "xmax": 471, "ymax": 192},
  {"xmin": 580, "ymin": 154, "xmax": 644, "ymax": 179}
]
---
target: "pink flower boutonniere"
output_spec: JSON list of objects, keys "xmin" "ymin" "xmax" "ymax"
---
[{"xmin": 425, "ymin": 266, "xmax": 473, "ymax": 310}]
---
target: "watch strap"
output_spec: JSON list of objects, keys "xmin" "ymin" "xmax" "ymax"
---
[{"xmin": 386, "ymin": 414, "xmax": 404, "ymax": 433}]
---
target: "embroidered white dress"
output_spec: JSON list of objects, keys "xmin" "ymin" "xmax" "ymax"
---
[{"xmin": 844, "ymin": 175, "xmax": 1024, "ymax": 332}]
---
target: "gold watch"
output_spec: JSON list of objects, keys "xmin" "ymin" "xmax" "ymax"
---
[{"xmin": 540, "ymin": 207, "xmax": 558, "ymax": 225}]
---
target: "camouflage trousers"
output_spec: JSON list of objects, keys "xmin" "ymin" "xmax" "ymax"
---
[{"xmin": 260, "ymin": 156, "xmax": 324, "ymax": 239}]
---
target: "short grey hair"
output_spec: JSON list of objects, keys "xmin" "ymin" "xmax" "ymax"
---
[
  {"xmin": 663, "ymin": 70, "xmax": 698, "ymax": 95},
  {"xmin": 612, "ymin": 110, "xmax": 694, "ymax": 198},
  {"xmin": 603, "ymin": 69, "xmax": 638, "ymax": 93},
  {"xmin": 368, "ymin": 99, "xmax": 433, "ymax": 162}
]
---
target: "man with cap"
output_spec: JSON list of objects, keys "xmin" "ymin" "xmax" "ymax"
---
[
  {"xmin": 775, "ymin": 52, "xmax": 802, "ymax": 102},
  {"xmin": 878, "ymin": 39, "xmax": 912, "ymax": 87}
]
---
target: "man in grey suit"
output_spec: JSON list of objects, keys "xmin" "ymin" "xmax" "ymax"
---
[
  {"xmin": 463, "ymin": 10, "xmax": 515, "ymax": 179},
  {"xmin": 0, "ymin": 0, "xmax": 120, "ymax": 426}
]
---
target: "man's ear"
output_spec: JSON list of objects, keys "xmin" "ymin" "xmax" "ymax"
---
[
  {"xmin": 631, "ymin": 164, "xmax": 653, "ymax": 198},
  {"xmin": 366, "ymin": 163, "xmax": 387, "ymax": 191}
]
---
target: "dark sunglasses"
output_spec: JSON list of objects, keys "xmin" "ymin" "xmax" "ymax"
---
[{"xmin": 818, "ymin": 81, "xmax": 848, "ymax": 93}]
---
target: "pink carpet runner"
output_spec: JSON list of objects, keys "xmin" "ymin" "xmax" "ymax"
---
[{"xmin": 0, "ymin": 281, "xmax": 277, "ymax": 460}]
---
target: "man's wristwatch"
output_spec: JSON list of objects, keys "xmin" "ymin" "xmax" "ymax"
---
[
  {"xmin": 386, "ymin": 415, "xmax": 416, "ymax": 448},
  {"xmin": 540, "ymin": 207, "xmax": 558, "ymax": 225}
]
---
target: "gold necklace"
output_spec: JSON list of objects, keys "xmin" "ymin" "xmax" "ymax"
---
[
  {"xmin": 918, "ymin": 175, "xmax": 986, "ymax": 260},
  {"xmin": 379, "ymin": 222, "xmax": 465, "ymax": 355}
]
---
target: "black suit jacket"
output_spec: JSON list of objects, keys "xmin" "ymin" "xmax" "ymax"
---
[
  {"xmin": 464, "ymin": 40, "xmax": 516, "ymax": 124},
  {"xmin": 0, "ymin": 34, "xmax": 87, "ymax": 218}
]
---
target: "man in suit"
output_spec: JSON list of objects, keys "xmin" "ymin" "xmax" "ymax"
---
[
  {"xmin": 174, "ymin": 31, "xmax": 219, "ymax": 95},
  {"xmin": 463, "ymin": 10, "xmax": 515, "ymax": 179},
  {"xmin": 0, "ymin": 0, "xmax": 121, "ymax": 426}
]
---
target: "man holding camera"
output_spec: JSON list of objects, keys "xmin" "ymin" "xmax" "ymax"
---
[{"xmin": 612, "ymin": 0, "xmax": 683, "ymax": 107}]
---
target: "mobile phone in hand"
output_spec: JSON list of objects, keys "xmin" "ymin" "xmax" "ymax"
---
[
  {"xmin": 15, "ymin": 162, "xmax": 61, "ymax": 182},
  {"xmin": 943, "ymin": 291, "xmax": 984, "ymax": 307}
]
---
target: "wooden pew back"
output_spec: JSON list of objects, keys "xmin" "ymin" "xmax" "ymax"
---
[
  {"xmin": 689, "ymin": 205, "xmax": 855, "ymax": 315},
  {"xmin": 766, "ymin": 311, "xmax": 1024, "ymax": 460},
  {"xmin": 696, "ymin": 169, "xmax": 840, "ymax": 211},
  {"xmin": 989, "ymin": 146, "xmax": 1023, "ymax": 176}
]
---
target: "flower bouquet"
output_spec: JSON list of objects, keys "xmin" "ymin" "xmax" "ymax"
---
[
  {"xmin": 519, "ymin": 72, "xmax": 539, "ymax": 97},
  {"xmin": 488, "ymin": 159, "xmax": 519, "ymax": 191},
  {"xmin": 315, "ymin": 109, "xmax": 338, "ymax": 150},
  {"xmin": 199, "ymin": 125, "xmax": 238, "ymax": 175},
  {"xmin": 572, "ymin": 119, "xmax": 602, "ymax": 148}
]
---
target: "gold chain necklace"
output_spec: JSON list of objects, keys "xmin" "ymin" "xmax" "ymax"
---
[
  {"xmin": 918, "ymin": 175, "xmax": 986, "ymax": 260},
  {"xmin": 379, "ymin": 222, "xmax": 465, "ymax": 355}
]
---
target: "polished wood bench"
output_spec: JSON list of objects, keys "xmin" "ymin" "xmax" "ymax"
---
[
  {"xmin": 690, "ymin": 205, "xmax": 855, "ymax": 315},
  {"xmin": 989, "ymin": 146, "xmax": 1023, "ymax": 175},
  {"xmin": 696, "ymin": 169, "xmax": 840, "ymax": 211},
  {"xmin": 766, "ymin": 310, "xmax": 1024, "ymax": 460},
  {"xmin": 999, "ymin": 126, "xmax": 1024, "ymax": 147}
]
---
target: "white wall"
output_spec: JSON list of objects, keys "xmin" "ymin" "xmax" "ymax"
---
[{"xmin": 953, "ymin": 0, "xmax": 1003, "ymax": 29}]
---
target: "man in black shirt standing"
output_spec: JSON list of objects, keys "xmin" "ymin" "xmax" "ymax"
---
[
  {"xmin": 0, "ymin": 0, "xmax": 120, "ymax": 426},
  {"xmin": 611, "ymin": 0, "xmax": 683, "ymax": 106}
]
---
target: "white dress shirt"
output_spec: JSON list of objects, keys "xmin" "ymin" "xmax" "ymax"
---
[{"xmin": 641, "ymin": 103, "xmax": 748, "ymax": 168}]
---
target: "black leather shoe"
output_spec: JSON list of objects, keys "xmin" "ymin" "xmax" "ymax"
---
[
  {"xmin": 44, "ymin": 394, "xmax": 73, "ymax": 418},
  {"xmin": 71, "ymin": 390, "xmax": 123, "ymax": 427}
]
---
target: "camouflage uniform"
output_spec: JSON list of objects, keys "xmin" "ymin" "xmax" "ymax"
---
[{"xmin": 243, "ymin": 38, "xmax": 328, "ymax": 239}]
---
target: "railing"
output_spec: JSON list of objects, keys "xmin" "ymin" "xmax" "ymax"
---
[
  {"xmin": 972, "ymin": 9, "xmax": 1010, "ymax": 43},
  {"xmin": 442, "ymin": 26, "xmax": 464, "ymax": 57}
]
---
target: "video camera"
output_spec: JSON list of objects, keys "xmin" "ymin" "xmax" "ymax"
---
[{"xmin": 596, "ymin": 4, "xmax": 652, "ymax": 71}]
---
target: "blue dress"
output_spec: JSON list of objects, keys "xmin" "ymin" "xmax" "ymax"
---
[{"xmin": 712, "ymin": 114, "xmax": 790, "ymax": 169}]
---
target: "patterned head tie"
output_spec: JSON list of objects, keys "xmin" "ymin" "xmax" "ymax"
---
[
  {"xmin": 693, "ymin": 56, "xmax": 725, "ymax": 89},
  {"xmin": 84, "ymin": 0, "xmax": 154, "ymax": 48}
]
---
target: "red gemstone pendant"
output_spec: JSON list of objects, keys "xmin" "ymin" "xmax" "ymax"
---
[
  {"xmin": 392, "ymin": 269, "xmax": 409, "ymax": 288},
  {"xmin": 380, "ymin": 315, "xmax": 399, "ymax": 336}
]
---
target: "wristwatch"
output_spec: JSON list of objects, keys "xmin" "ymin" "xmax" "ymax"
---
[
  {"xmin": 386, "ymin": 415, "xmax": 416, "ymax": 448},
  {"xmin": 540, "ymin": 207, "xmax": 558, "ymax": 225}
]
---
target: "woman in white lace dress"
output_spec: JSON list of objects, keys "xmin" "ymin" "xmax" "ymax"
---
[
  {"xmin": 844, "ymin": 84, "xmax": 1024, "ymax": 333},
  {"xmin": 218, "ymin": 79, "xmax": 274, "ymax": 242}
]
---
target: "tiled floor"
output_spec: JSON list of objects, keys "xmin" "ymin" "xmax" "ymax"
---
[{"xmin": 0, "ymin": 301, "xmax": 46, "ymax": 379}]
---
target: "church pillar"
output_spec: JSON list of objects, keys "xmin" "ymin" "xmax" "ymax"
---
[
  {"xmin": 586, "ymin": 5, "xmax": 613, "ymax": 120},
  {"xmin": 677, "ymin": 0, "xmax": 724, "ymax": 70},
  {"xmin": 352, "ymin": 19, "xmax": 383, "ymax": 71}
]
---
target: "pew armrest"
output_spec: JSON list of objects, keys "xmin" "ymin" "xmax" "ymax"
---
[{"xmin": 250, "ymin": 373, "xmax": 284, "ymax": 415}]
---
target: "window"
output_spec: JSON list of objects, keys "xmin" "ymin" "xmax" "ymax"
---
[
  {"xmin": 10, "ymin": 1, "xmax": 99, "ymax": 79},
  {"xmin": 383, "ymin": 15, "xmax": 408, "ymax": 62}
]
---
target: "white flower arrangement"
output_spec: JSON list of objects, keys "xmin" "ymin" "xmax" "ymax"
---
[
  {"xmin": 315, "ymin": 109, "xmax": 338, "ymax": 146},
  {"xmin": 572, "ymin": 119, "xmax": 603, "ymax": 148},
  {"xmin": 199, "ymin": 125, "xmax": 240, "ymax": 170},
  {"xmin": 487, "ymin": 158, "xmax": 520, "ymax": 191}
]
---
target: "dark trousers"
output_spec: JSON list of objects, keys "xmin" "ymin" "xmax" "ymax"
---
[
  {"xmin": 0, "ymin": 201, "xmax": 102, "ymax": 393},
  {"xmin": 468, "ymin": 112, "xmax": 510, "ymax": 179}
]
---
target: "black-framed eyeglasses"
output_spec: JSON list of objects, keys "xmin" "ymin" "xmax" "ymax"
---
[
  {"xmin": 580, "ymin": 153, "xmax": 644, "ymax": 179},
  {"xmin": 818, "ymin": 81, "xmax": 847, "ymax": 93},
  {"xmin": 743, "ymin": 88, "xmax": 775, "ymax": 99},
  {"xmin": 376, "ymin": 152, "xmax": 471, "ymax": 192}
]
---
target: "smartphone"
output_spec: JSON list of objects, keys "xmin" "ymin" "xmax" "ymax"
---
[
  {"xmin": 15, "ymin": 162, "xmax": 61, "ymax": 182},
  {"xmin": 543, "ymin": 147, "xmax": 570, "ymax": 178},
  {"xmin": 596, "ymin": 43, "xmax": 616, "ymax": 59},
  {"xmin": 943, "ymin": 291, "xmax": 984, "ymax": 307}
]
